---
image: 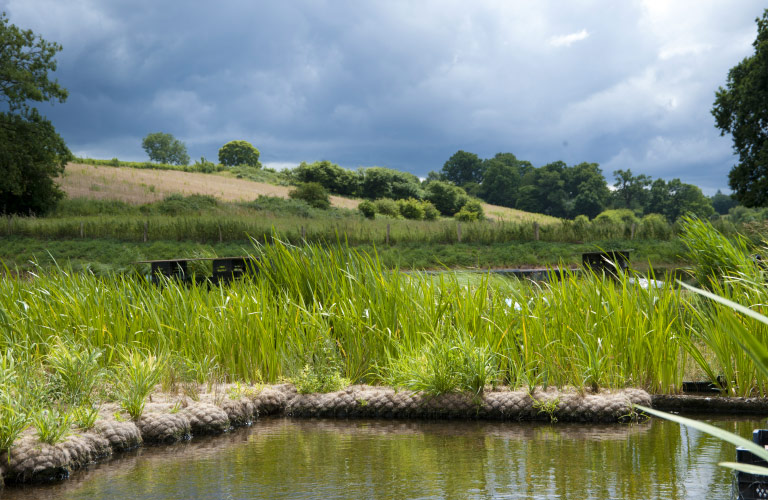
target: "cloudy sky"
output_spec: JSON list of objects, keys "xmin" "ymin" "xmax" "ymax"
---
[{"xmin": 2, "ymin": 1, "xmax": 765, "ymax": 193}]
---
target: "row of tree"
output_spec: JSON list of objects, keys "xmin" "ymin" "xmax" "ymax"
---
[
  {"xmin": 142, "ymin": 133, "xmax": 261, "ymax": 168},
  {"xmin": 431, "ymin": 150, "xmax": 720, "ymax": 221}
]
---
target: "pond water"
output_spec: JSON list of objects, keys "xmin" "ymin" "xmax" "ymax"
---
[{"xmin": 3, "ymin": 416, "xmax": 764, "ymax": 500}]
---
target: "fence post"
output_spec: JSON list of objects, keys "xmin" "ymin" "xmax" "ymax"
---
[
  {"xmin": 80, "ymin": 221, "xmax": 84, "ymax": 238},
  {"xmin": 143, "ymin": 220, "xmax": 148, "ymax": 242},
  {"xmin": 534, "ymin": 222, "xmax": 540, "ymax": 241},
  {"xmin": 218, "ymin": 224, "xmax": 223, "ymax": 243},
  {"xmin": 457, "ymin": 222, "xmax": 462, "ymax": 243},
  {"xmin": 386, "ymin": 223, "xmax": 390, "ymax": 245},
  {"xmin": 301, "ymin": 225, "xmax": 306, "ymax": 241},
  {"xmin": 630, "ymin": 223, "xmax": 637, "ymax": 240}
]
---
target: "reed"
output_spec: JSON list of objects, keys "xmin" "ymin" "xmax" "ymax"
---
[{"xmin": 0, "ymin": 226, "xmax": 762, "ymax": 405}]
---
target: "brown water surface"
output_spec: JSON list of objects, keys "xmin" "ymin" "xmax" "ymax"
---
[{"xmin": 1, "ymin": 416, "xmax": 762, "ymax": 499}]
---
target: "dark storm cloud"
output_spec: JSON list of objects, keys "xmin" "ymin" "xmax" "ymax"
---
[{"xmin": 2, "ymin": 0, "xmax": 766, "ymax": 192}]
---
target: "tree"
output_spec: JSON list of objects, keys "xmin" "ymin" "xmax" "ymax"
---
[
  {"xmin": 0, "ymin": 110, "xmax": 70, "ymax": 214},
  {"xmin": 712, "ymin": 9, "xmax": 768, "ymax": 206},
  {"xmin": 218, "ymin": 140, "xmax": 260, "ymax": 167},
  {"xmin": 142, "ymin": 132, "xmax": 189, "ymax": 165},
  {"xmin": 613, "ymin": 169, "xmax": 650, "ymax": 210},
  {"xmin": 294, "ymin": 161, "xmax": 358, "ymax": 196},
  {"xmin": 567, "ymin": 162, "xmax": 610, "ymax": 219},
  {"xmin": 441, "ymin": 150, "xmax": 485, "ymax": 186},
  {"xmin": 0, "ymin": 13, "xmax": 71, "ymax": 215},
  {"xmin": 0, "ymin": 13, "xmax": 67, "ymax": 112},
  {"xmin": 424, "ymin": 181, "xmax": 468, "ymax": 216},
  {"xmin": 710, "ymin": 190, "xmax": 737, "ymax": 215},
  {"xmin": 479, "ymin": 157, "xmax": 520, "ymax": 207}
]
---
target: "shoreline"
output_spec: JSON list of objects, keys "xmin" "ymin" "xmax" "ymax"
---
[{"xmin": 2, "ymin": 384, "xmax": 766, "ymax": 487}]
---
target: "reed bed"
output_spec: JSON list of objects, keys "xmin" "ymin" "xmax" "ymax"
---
[
  {"xmin": 0, "ymin": 213, "xmax": 678, "ymax": 245},
  {"xmin": 0, "ymin": 217, "xmax": 766, "ymax": 451}
]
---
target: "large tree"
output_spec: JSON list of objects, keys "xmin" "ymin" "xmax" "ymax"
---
[
  {"xmin": 142, "ymin": 132, "xmax": 190, "ymax": 166},
  {"xmin": 0, "ymin": 13, "xmax": 70, "ymax": 215},
  {"xmin": 441, "ymin": 150, "xmax": 485, "ymax": 186},
  {"xmin": 218, "ymin": 140, "xmax": 260, "ymax": 167},
  {"xmin": 612, "ymin": 169, "xmax": 650, "ymax": 210},
  {"xmin": 712, "ymin": 9, "xmax": 768, "ymax": 206}
]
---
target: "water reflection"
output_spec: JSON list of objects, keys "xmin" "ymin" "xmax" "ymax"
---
[{"xmin": 3, "ymin": 416, "xmax": 762, "ymax": 500}]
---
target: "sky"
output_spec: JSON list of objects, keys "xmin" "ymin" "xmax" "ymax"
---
[{"xmin": 2, "ymin": 1, "xmax": 766, "ymax": 194}]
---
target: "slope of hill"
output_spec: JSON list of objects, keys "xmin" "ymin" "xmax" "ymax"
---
[{"xmin": 57, "ymin": 163, "xmax": 558, "ymax": 223}]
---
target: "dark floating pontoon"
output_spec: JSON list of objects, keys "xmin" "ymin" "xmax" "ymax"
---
[{"xmin": 137, "ymin": 256, "xmax": 258, "ymax": 285}]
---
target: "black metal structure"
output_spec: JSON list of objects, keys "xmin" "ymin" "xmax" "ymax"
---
[
  {"xmin": 138, "ymin": 256, "xmax": 258, "ymax": 285},
  {"xmin": 736, "ymin": 429, "xmax": 768, "ymax": 499},
  {"xmin": 581, "ymin": 250, "xmax": 631, "ymax": 276}
]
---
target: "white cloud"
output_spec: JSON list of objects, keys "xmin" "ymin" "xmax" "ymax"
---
[{"xmin": 549, "ymin": 29, "xmax": 590, "ymax": 47}]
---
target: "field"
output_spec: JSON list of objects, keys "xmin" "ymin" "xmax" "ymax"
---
[{"xmin": 57, "ymin": 163, "xmax": 559, "ymax": 223}]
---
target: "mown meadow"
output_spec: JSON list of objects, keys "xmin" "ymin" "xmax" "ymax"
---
[{"xmin": 0, "ymin": 217, "xmax": 766, "ymax": 450}]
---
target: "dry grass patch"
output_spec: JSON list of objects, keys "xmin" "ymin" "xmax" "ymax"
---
[{"xmin": 59, "ymin": 163, "xmax": 359, "ymax": 209}]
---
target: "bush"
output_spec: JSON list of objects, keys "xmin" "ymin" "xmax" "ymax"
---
[
  {"xmin": 293, "ymin": 161, "xmax": 358, "ymax": 196},
  {"xmin": 358, "ymin": 200, "xmax": 376, "ymax": 219},
  {"xmin": 455, "ymin": 207, "xmax": 478, "ymax": 222},
  {"xmin": 150, "ymin": 194, "xmax": 218, "ymax": 215},
  {"xmin": 192, "ymin": 156, "xmax": 217, "ymax": 173},
  {"xmin": 288, "ymin": 182, "xmax": 331, "ymax": 209},
  {"xmin": 459, "ymin": 199, "xmax": 484, "ymax": 220},
  {"xmin": 637, "ymin": 213, "xmax": 672, "ymax": 240},
  {"xmin": 373, "ymin": 198, "xmax": 400, "ymax": 217},
  {"xmin": 249, "ymin": 195, "xmax": 313, "ymax": 217},
  {"xmin": 422, "ymin": 201, "xmax": 440, "ymax": 220},
  {"xmin": 218, "ymin": 140, "xmax": 260, "ymax": 167},
  {"xmin": 397, "ymin": 198, "xmax": 425, "ymax": 220},
  {"xmin": 425, "ymin": 181, "xmax": 468, "ymax": 216}
]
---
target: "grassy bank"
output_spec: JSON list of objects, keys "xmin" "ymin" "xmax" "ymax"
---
[
  {"xmin": 0, "ymin": 236, "xmax": 687, "ymax": 272},
  {"xmin": 0, "ymin": 218, "xmax": 765, "ymax": 451}
]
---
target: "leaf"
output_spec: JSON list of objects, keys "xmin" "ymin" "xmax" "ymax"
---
[
  {"xmin": 678, "ymin": 280, "xmax": 768, "ymax": 379},
  {"xmin": 719, "ymin": 462, "xmax": 768, "ymax": 475},
  {"xmin": 636, "ymin": 405, "xmax": 768, "ymax": 464}
]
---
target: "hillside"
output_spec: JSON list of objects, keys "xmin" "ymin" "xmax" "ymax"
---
[{"xmin": 57, "ymin": 163, "xmax": 559, "ymax": 223}]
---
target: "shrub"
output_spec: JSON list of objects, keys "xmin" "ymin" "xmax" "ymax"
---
[
  {"xmin": 218, "ymin": 140, "xmax": 261, "ymax": 167},
  {"xmin": 293, "ymin": 161, "xmax": 358, "ymax": 196},
  {"xmin": 397, "ymin": 198, "xmax": 425, "ymax": 220},
  {"xmin": 192, "ymin": 156, "xmax": 217, "ymax": 173},
  {"xmin": 637, "ymin": 213, "xmax": 672, "ymax": 240},
  {"xmin": 288, "ymin": 183, "xmax": 331, "ymax": 209},
  {"xmin": 373, "ymin": 198, "xmax": 400, "ymax": 217},
  {"xmin": 425, "ymin": 181, "xmax": 468, "ymax": 216},
  {"xmin": 358, "ymin": 200, "xmax": 376, "ymax": 219},
  {"xmin": 293, "ymin": 339, "xmax": 349, "ymax": 394},
  {"xmin": 422, "ymin": 201, "xmax": 440, "ymax": 220},
  {"xmin": 151, "ymin": 194, "xmax": 218, "ymax": 215},
  {"xmin": 460, "ymin": 199, "xmax": 485, "ymax": 220},
  {"xmin": 454, "ymin": 207, "xmax": 479, "ymax": 222}
]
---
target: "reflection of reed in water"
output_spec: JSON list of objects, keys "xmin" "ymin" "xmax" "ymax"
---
[{"xmin": 3, "ymin": 417, "xmax": 757, "ymax": 500}]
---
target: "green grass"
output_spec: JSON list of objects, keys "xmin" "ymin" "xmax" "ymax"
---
[
  {"xmin": 0, "ymin": 217, "xmax": 764, "ymax": 456},
  {"xmin": 0, "ymin": 236, "xmax": 687, "ymax": 273}
]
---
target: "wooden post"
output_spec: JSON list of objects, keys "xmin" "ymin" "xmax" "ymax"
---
[
  {"xmin": 301, "ymin": 225, "xmax": 306, "ymax": 241},
  {"xmin": 534, "ymin": 222, "xmax": 540, "ymax": 241},
  {"xmin": 457, "ymin": 222, "xmax": 462, "ymax": 243},
  {"xmin": 80, "ymin": 221, "xmax": 84, "ymax": 238},
  {"xmin": 218, "ymin": 224, "xmax": 223, "ymax": 243},
  {"xmin": 143, "ymin": 220, "xmax": 148, "ymax": 242},
  {"xmin": 386, "ymin": 223, "xmax": 390, "ymax": 245},
  {"xmin": 7, "ymin": 217, "xmax": 11, "ymax": 235},
  {"xmin": 630, "ymin": 223, "xmax": 637, "ymax": 240}
]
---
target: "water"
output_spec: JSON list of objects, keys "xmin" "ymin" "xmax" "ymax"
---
[{"xmin": 2, "ymin": 416, "xmax": 763, "ymax": 499}]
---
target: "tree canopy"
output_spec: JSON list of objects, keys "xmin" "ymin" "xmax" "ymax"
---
[
  {"xmin": 218, "ymin": 140, "xmax": 260, "ymax": 167},
  {"xmin": 712, "ymin": 9, "xmax": 768, "ymax": 207},
  {"xmin": 441, "ymin": 150, "xmax": 485, "ymax": 186},
  {"xmin": 142, "ymin": 132, "xmax": 190, "ymax": 166},
  {"xmin": 0, "ymin": 13, "xmax": 70, "ymax": 215},
  {"xmin": 0, "ymin": 13, "xmax": 67, "ymax": 112}
]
